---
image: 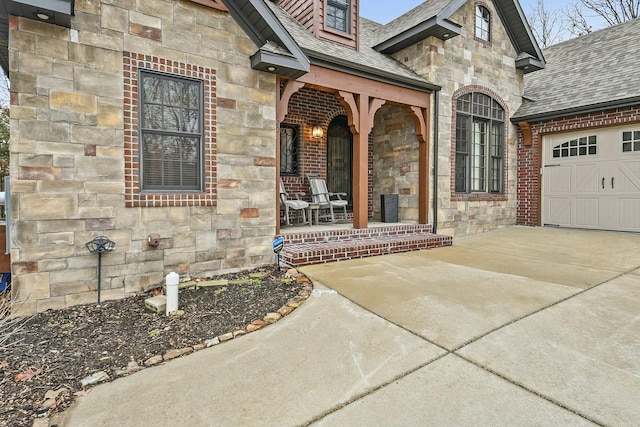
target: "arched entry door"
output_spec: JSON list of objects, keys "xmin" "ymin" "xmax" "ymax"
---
[{"xmin": 326, "ymin": 115, "xmax": 353, "ymax": 208}]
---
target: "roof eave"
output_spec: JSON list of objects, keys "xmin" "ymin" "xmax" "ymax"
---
[
  {"xmin": 512, "ymin": 96, "xmax": 640, "ymax": 123},
  {"xmin": 221, "ymin": 0, "xmax": 310, "ymax": 76},
  {"xmin": 373, "ymin": 18, "xmax": 462, "ymax": 54},
  {"xmin": 308, "ymin": 51, "xmax": 441, "ymax": 93},
  {"xmin": 250, "ymin": 50, "xmax": 309, "ymax": 79},
  {"xmin": 516, "ymin": 57, "xmax": 545, "ymax": 74},
  {"xmin": 1, "ymin": 0, "xmax": 74, "ymax": 76}
]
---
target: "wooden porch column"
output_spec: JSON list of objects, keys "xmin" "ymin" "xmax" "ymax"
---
[
  {"xmin": 409, "ymin": 106, "xmax": 430, "ymax": 224},
  {"xmin": 338, "ymin": 91, "xmax": 386, "ymax": 229}
]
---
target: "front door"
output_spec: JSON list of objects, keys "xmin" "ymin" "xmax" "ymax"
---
[{"xmin": 326, "ymin": 116, "xmax": 353, "ymax": 208}]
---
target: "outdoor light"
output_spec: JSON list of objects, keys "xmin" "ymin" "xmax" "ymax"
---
[
  {"xmin": 86, "ymin": 236, "xmax": 116, "ymax": 304},
  {"xmin": 312, "ymin": 124, "xmax": 323, "ymax": 139},
  {"xmin": 442, "ymin": 33, "xmax": 450, "ymax": 38},
  {"xmin": 34, "ymin": 11, "xmax": 51, "ymax": 21},
  {"xmin": 267, "ymin": 66, "xmax": 276, "ymax": 72}
]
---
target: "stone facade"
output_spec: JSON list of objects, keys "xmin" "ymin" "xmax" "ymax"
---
[
  {"xmin": 8, "ymin": 0, "xmax": 277, "ymax": 315},
  {"xmin": 392, "ymin": 1, "xmax": 524, "ymax": 236},
  {"xmin": 372, "ymin": 105, "xmax": 421, "ymax": 222}
]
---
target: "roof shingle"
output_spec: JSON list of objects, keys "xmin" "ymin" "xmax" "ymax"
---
[{"xmin": 514, "ymin": 18, "xmax": 640, "ymax": 121}]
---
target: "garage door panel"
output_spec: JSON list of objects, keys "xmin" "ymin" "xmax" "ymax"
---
[
  {"xmin": 618, "ymin": 199, "xmax": 640, "ymax": 230},
  {"xmin": 616, "ymin": 162, "xmax": 640, "ymax": 193},
  {"xmin": 546, "ymin": 197, "xmax": 572, "ymax": 226},
  {"xmin": 544, "ymin": 165, "xmax": 571, "ymax": 193},
  {"xmin": 575, "ymin": 198, "xmax": 599, "ymax": 227},
  {"xmin": 543, "ymin": 126, "xmax": 640, "ymax": 232},
  {"xmin": 575, "ymin": 164, "xmax": 600, "ymax": 193}
]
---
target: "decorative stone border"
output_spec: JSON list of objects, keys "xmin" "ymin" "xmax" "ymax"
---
[{"xmin": 78, "ymin": 269, "xmax": 313, "ymax": 387}]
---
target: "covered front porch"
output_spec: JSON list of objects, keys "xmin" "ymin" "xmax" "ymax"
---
[{"xmin": 276, "ymin": 64, "xmax": 437, "ymax": 233}]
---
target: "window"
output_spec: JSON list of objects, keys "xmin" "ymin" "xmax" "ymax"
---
[
  {"xmin": 327, "ymin": 0, "xmax": 349, "ymax": 32},
  {"xmin": 622, "ymin": 130, "xmax": 640, "ymax": 152},
  {"xmin": 140, "ymin": 71, "xmax": 203, "ymax": 191},
  {"xmin": 455, "ymin": 93, "xmax": 504, "ymax": 193},
  {"xmin": 475, "ymin": 5, "xmax": 490, "ymax": 41},
  {"xmin": 552, "ymin": 136, "xmax": 597, "ymax": 158},
  {"xmin": 280, "ymin": 124, "xmax": 300, "ymax": 176}
]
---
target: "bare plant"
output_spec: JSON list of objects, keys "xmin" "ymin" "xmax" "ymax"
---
[
  {"xmin": 527, "ymin": 0, "xmax": 567, "ymax": 47},
  {"xmin": 0, "ymin": 292, "xmax": 30, "ymax": 351},
  {"xmin": 565, "ymin": 0, "xmax": 639, "ymax": 36}
]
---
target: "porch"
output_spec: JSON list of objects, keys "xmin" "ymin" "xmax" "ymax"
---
[{"xmin": 279, "ymin": 222, "xmax": 452, "ymax": 268}]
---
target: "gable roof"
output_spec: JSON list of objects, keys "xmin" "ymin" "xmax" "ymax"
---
[
  {"xmin": 513, "ymin": 18, "xmax": 640, "ymax": 122},
  {"xmin": 371, "ymin": 0, "xmax": 544, "ymax": 73},
  {"xmin": 221, "ymin": 0, "xmax": 310, "ymax": 79},
  {"xmin": 264, "ymin": 1, "xmax": 440, "ymax": 92}
]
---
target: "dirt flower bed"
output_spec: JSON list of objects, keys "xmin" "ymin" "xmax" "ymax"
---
[{"xmin": 0, "ymin": 266, "xmax": 311, "ymax": 427}]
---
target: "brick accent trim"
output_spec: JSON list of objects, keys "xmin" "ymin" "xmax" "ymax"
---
[
  {"xmin": 450, "ymin": 85, "xmax": 509, "ymax": 202},
  {"xmin": 123, "ymin": 52, "xmax": 217, "ymax": 207},
  {"xmin": 517, "ymin": 106, "xmax": 640, "ymax": 226}
]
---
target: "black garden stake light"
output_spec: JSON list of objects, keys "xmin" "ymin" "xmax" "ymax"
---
[{"xmin": 86, "ymin": 236, "xmax": 115, "ymax": 304}]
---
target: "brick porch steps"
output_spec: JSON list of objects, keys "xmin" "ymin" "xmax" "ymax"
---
[{"xmin": 280, "ymin": 224, "xmax": 452, "ymax": 268}]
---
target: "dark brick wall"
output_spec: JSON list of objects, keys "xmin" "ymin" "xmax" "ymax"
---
[{"xmin": 283, "ymin": 87, "xmax": 375, "ymax": 218}]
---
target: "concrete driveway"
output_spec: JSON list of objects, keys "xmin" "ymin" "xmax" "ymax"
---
[
  {"xmin": 302, "ymin": 226, "xmax": 640, "ymax": 426},
  {"xmin": 55, "ymin": 226, "xmax": 640, "ymax": 426}
]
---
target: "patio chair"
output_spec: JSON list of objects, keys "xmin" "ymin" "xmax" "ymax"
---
[
  {"xmin": 306, "ymin": 175, "xmax": 348, "ymax": 223},
  {"xmin": 280, "ymin": 178, "xmax": 308, "ymax": 226}
]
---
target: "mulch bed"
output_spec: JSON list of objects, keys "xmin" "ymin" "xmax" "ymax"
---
[{"xmin": 0, "ymin": 266, "xmax": 311, "ymax": 427}]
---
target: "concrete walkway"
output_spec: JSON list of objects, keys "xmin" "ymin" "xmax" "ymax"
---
[{"xmin": 54, "ymin": 226, "xmax": 640, "ymax": 426}]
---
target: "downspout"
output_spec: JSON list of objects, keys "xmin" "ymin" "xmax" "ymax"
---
[{"xmin": 432, "ymin": 89, "xmax": 440, "ymax": 234}]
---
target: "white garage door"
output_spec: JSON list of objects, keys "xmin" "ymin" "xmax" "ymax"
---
[{"xmin": 542, "ymin": 125, "xmax": 640, "ymax": 232}]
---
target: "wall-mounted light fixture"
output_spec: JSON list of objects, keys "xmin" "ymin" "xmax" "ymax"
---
[
  {"xmin": 312, "ymin": 124, "xmax": 323, "ymax": 139},
  {"xmin": 34, "ymin": 11, "xmax": 52, "ymax": 21}
]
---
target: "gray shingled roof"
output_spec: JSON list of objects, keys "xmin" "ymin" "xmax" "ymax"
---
[
  {"xmin": 265, "ymin": 1, "xmax": 439, "ymax": 91},
  {"xmin": 370, "ymin": 0, "xmax": 454, "ymax": 46},
  {"xmin": 513, "ymin": 18, "xmax": 640, "ymax": 121}
]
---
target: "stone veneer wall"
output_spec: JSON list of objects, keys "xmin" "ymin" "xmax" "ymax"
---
[
  {"xmin": 392, "ymin": 1, "xmax": 523, "ymax": 236},
  {"xmin": 8, "ymin": 0, "xmax": 277, "ymax": 315},
  {"xmin": 516, "ymin": 106, "xmax": 640, "ymax": 226},
  {"xmin": 372, "ymin": 104, "xmax": 421, "ymax": 222}
]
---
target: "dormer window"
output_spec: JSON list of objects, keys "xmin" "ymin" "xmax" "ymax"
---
[
  {"xmin": 327, "ymin": 0, "xmax": 349, "ymax": 33},
  {"xmin": 475, "ymin": 5, "xmax": 490, "ymax": 41}
]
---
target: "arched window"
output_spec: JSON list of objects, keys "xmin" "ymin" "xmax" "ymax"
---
[
  {"xmin": 455, "ymin": 93, "xmax": 504, "ymax": 193},
  {"xmin": 475, "ymin": 5, "xmax": 491, "ymax": 41}
]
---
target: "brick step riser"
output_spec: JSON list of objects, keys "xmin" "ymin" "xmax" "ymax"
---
[{"xmin": 280, "ymin": 233, "xmax": 452, "ymax": 268}]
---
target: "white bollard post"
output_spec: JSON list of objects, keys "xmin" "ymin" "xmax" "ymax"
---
[{"xmin": 165, "ymin": 272, "xmax": 179, "ymax": 316}]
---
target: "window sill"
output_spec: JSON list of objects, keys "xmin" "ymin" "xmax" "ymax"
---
[{"xmin": 451, "ymin": 193, "xmax": 507, "ymax": 202}]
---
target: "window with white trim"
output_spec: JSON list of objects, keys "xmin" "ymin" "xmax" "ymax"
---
[
  {"xmin": 475, "ymin": 5, "xmax": 491, "ymax": 41},
  {"xmin": 455, "ymin": 93, "xmax": 504, "ymax": 193},
  {"xmin": 622, "ymin": 130, "xmax": 640, "ymax": 152},
  {"xmin": 140, "ymin": 70, "xmax": 204, "ymax": 191},
  {"xmin": 552, "ymin": 136, "xmax": 597, "ymax": 158}
]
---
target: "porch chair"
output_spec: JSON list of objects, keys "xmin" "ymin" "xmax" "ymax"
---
[
  {"xmin": 280, "ymin": 178, "xmax": 308, "ymax": 226},
  {"xmin": 306, "ymin": 175, "xmax": 348, "ymax": 223}
]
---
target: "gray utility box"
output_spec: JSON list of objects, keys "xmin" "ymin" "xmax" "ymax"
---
[{"xmin": 380, "ymin": 194, "xmax": 398, "ymax": 223}]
